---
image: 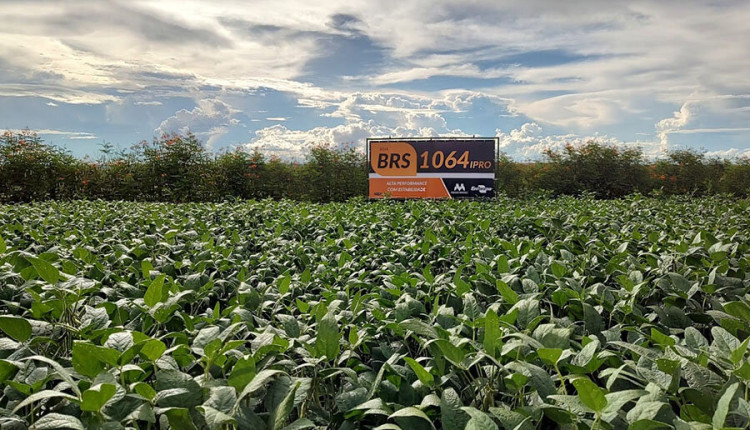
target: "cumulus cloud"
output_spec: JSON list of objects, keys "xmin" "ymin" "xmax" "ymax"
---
[
  {"xmin": 156, "ymin": 98, "xmax": 242, "ymax": 149},
  {"xmin": 496, "ymin": 122, "xmax": 659, "ymax": 160},
  {"xmin": 1, "ymin": 0, "xmax": 749, "ymax": 158},
  {"xmin": 656, "ymin": 102, "xmax": 693, "ymax": 151}
]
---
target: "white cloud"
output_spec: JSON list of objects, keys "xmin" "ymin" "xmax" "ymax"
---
[
  {"xmin": 156, "ymin": 98, "xmax": 242, "ymax": 149},
  {"xmin": 496, "ymin": 122, "xmax": 660, "ymax": 160},
  {"xmin": 656, "ymin": 101, "xmax": 693, "ymax": 151},
  {"xmin": 1, "ymin": 128, "xmax": 98, "ymax": 140}
]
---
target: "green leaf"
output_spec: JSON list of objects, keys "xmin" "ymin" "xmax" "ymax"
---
[
  {"xmin": 23, "ymin": 355, "xmax": 81, "ymax": 396},
  {"xmin": 462, "ymin": 407, "xmax": 499, "ymax": 430},
  {"xmin": 626, "ymin": 401, "xmax": 668, "ymax": 423},
  {"xmin": 236, "ymin": 369, "xmax": 286, "ymax": 404},
  {"xmin": 538, "ymin": 347, "xmax": 563, "ymax": 365},
  {"xmin": 602, "ymin": 390, "xmax": 647, "ymax": 422},
  {"xmin": 572, "ymin": 378, "xmax": 607, "ymax": 412},
  {"xmin": 724, "ymin": 301, "xmax": 750, "ymax": 323},
  {"xmin": 550, "ymin": 262, "xmax": 566, "ymax": 278},
  {"xmin": 0, "ymin": 359, "xmax": 19, "ymax": 383},
  {"xmin": 496, "ymin": 280, "xmax": 518, "ymax": 304},
  {"xmin": 281, "ymin": 418, "xmax": 315, "ymax": 430},
  {"xmin": 0, "ymin": 315, "xmax": 32, "ymax": 342},
  {"xmin": 81, "ymin": 383, "xmax": 116, "ymax": 412},
  {"xmin": 141, "ymin": 260, "xmax": 154, "ymax": 280},
  {"xmin": 390, "ymin": 407, "xmax": 436, "ymax": 429},
  {"xmin": 144, "ymin": 274, "xmax": 166, "ymax": 307},
  {"xmin": 484, "ymin": 309, "xmax": 501, "ymax": 358},
  {"xmin": 140, "ymin": 338, "xmax": 167, "ymax": 361},
  {"xmin": 278, "ymin": 274, "xmax": 291, "ymax": 294},
  {"xmin": 713, "ymin": 382, "xmax": 739, "ymax": 429},
  {"xmin": 400, "ymin": 319, "xmax": 438, "ymax": 339},
  {"xmin": 28, "ymin": 256, "xmax": 59, "ymax": 285},
  {"xmin": 229, "ymin": 355, "xmax": 256, "ymax": 392},
  {"xmin": 441, "ymin": 387, "xmax": 470, "ymax": 430},
  {"xmin": 199, "ymin": 406, "xmax": 236, "ymax": 430},
  {"xmin": 0, "ymin": 234, "xmax": 6, "ymax": 253},
  {"xmin": 315, "ymin": 308, "xmax": 340, "ymax": 361},
  {"xmin": 12, "ymin": 390, "xmax": 79, "ymax": 414},
  {"xmin": 651, "ymin": 328, "xmax": 675, "ymax": 347},
  {"xmin": 29, "ymin": 413, "xmax": 84, "ymax": 430},
  {"xmin": 269, "ymin": 381, "xmax": 300, "ymax": 430},
  {"xmin": 163, "ymin": 408, "xmax": 199, "ymax": 430},
  {"xmin": 434, "ymin": 339, "xmax": 466, "ymax": 367},
  {"xmin": 404, "ymin": 357, "xmax": 434, "ymax": 387},
  {"xmin": 155, "ymin": 370, "xmax": 203, "ymax": 408}
]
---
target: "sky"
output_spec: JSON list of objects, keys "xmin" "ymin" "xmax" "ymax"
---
[{"xmin": 1, "ymin": 0, "xmax": 749, "ymax": 160}]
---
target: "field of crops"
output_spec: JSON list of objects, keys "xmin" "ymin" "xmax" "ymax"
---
[{"xmin": 1, "ymin": 197, "xmax": 749, "ymax": 430}]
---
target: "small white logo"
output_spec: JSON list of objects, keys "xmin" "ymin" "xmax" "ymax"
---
[
  {"xmin": 470, "ymin": 185, "xmax": 492, "ymax": 194},
  {"xmin": 453, "ymin": 183, "xmax": 466, "ymax": 192}
]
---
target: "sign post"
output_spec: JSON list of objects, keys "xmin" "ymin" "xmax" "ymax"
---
[{"xmin": 367, "ymin": 137, "xmax": 497, "ymax": 199}]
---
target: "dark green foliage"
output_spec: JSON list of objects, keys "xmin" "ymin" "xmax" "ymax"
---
[
  {"xmin": 2, "ymin": 130, "xmax": 750, "ymax": 202},
  {"xmin": 1, "ymin": 197, "xmax": 749, "ymax": 428}
]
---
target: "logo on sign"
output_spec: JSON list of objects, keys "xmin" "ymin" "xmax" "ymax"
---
[
  {"xmin": 470, "ymin": 185, "xmax": 492, "ymax": 194},
  {"xmin": 453, "ymin": 183, "xmax": 466, "ymax": 192}
]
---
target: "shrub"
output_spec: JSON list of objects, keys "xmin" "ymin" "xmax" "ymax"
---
[
  {"xmin": 494, "ymin": 153, "xmax": 526, "ymax": 197},
  {"xmin": 298, "ymin": 143, "xmax": 367, "ymax": 202},
  {"xmin": 214, "ymin": 149, "xmax": 265, "ymax": 200},
  {"xmin": 652, "ymin": 149, "xmax": 715, "ymax": 195},
  {"xmin": 538, "ymin": 140, "xmax": 648, "ymax": 198},
  {"xmin": 720, "ymin": 158, "xmax": 750, "ymax": 197},
  {"xmin": 0, "ymin": 130, "xmax": 79, "ymax": 202}
]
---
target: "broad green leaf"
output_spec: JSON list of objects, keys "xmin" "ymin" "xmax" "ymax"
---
[
  {"xmin": 229, "ymin": 355, "xmax": 256, "ymax": 392},
  {"xmin": 724, "ymin": 301, "xmax": 750, "ymax": 323},
  {"xmin": 441, "ymin": 387, "xmax": 469, "ymax": 430},
  {"xmin": 496, "ymin": 280, "xmax": 518, "ymax": 304},
  {"xmin": 12, "ymin": 390, "xmax": 79, "ymax": 414},
  {"xmin": 140, "ymin": 339, "xmax": 167, "ymax": 361},
  {"xmin": 315, "ymin": 308, "xmax": 340, "ymax": 361},
  {"xmin": 651, "ymin": 328, "xmax": 675, "ymax": 347},
  {"xmin": 163, "ymin": 408, "xmax": 199, "ymax": 430},
  {"xmin": 400, "ymin": 319, "xmax": 438, "ymax": 339},
  {"xmin": 81, "ymin": 383, "xmax": 116, "ymax": 412},
  {"xmin": 144, "ymin": 274, "xmax": 166, "ymax": 307},
  {"xmin": 537, "ymin": 347, "xmax": 563, "ymax": 365},
  {"xmin": 0, "ymin": 234, "xmax": 6, "ymax": 253},
  {"xmin": 550, "ymin": 262, "xmax": 566, "ymax": 278},
  {"xmin": 0, "ymin": 359, "xmax": 19, "ymax": 383},
  {"xmin": 602, "ymin": 390, "xmax": 647, "ymax": 422},
  {"xmin": 281, "ymin": 418, "xmax": 315, "ymax": 430},
  {"xmin": 434, "ymin": 339, "xmax": 466, "ymax": 367},
  {"xmin": 572, "ymin": 378, "xmax": 607, "ymax": 412},
  {"xmin": 236, "ymin": 369, "xmax": 286, "ymax": 404},
  {"xmin": 29, "ymin": 413, "xmax": 84, "ymax": 430},
  {"xmin": 23, "ymin": 355, "xmax": 81, "ymax": 396},
  {"xmin": 269, "ymin": 381, "xmax": 300, "ymax": 430},
  {"xmin": 404, "ymin": 357, "xmax": 434, "ymax": 387},
  {"xmin": 198, "ymin": 406, "xmax": 236, "ymax": 430},
  {"xmin": 0, "ymin": 315, "xmax": 32, "ymax": 342},
  {"xmin": 390, "ymin": 407, "xmax": 435, "ymax": 429},
  {"xmin": 278, "ymin": 274, "xmax": 291, "ymax": 295},
  {"xmin": 712, "ymin": 382, "xmax": 739, "ymax": 429},
  {"xmin": 626, "ymin": 401, "xmax": 668, "ymax": 423},
  {"xmin": 462, "ymin": 407, "xmax": 499, "ymax": 430},
  {"xmin": 28, "ymin": 256, "xmax": 59, "ymax": 285},
  {"xmin": 484, "ymin": 308, "xmax": 501, "ymax": 358}
]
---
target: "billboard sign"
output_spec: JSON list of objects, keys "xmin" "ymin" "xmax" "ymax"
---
[{"xmin": 368, "ymin": 137, "xmax": 497, "ymax": 199}]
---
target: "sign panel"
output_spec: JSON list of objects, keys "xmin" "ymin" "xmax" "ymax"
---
[{"xmin": 368, "ymin": 138, "xmax": 497, "ymax": 199}]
